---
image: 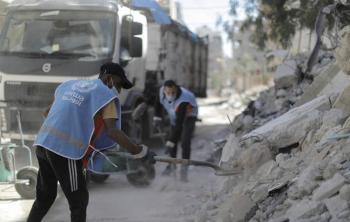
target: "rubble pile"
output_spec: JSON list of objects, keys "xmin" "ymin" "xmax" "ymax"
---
[
  {"xmin": 231, "ymin": 53, "xmax": 335, "ymax": 138},
  {"xmin": 193, "ymin": 50, "xmax": 350, "ymax": 221}
]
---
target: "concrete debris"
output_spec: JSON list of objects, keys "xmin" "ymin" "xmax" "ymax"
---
[
  {"xmin": 313, "ymin": 173, "xmax": 346, "ymax": 201},
  {"xmin": 296, "ymin": 164, "xmax": 323, "ymax": 196},
  {"xmin": 219, "ymin": 134, "xmax": 240, "ymax": 167},
  {"xmin": 285, "ymin": 199, "xmax": 326, "ymax": 221},
  {"xmin": 333, "ymin": 84, "xmax": 350, "ymax": 116},
  {"xmin": 241, "ymin": 95, "xmax": 329, "ymax": 152},
  {"xmin": 216, "ymin": 193, "xmax": 255, "ymax": 222},
  {"xmin": 324, "ymin": 195, "xmax": 349, "ymax": 221},
  {"xmin": 274, "ymin": 59, "xmax": 299, "ymax": 89},
  {"xmin": 192, "ymin": 49, "xmax": 350, "ymax": 222},
  {"xmin": 339, "ymin": 185, "xmax": 350, "ymax": 201},
  {"xmin": 335, "ymin": 25, "xmax": 350, "ymax": 75}
]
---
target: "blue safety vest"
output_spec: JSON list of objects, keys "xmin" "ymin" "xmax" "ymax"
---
[
  {"xmin": 93, "ymin": 89, "xmax": 122, "ymax": 151},
  {"xmin": 159, "ymin": 86, "xmax": 198, "ymax": 126},
  {"xmin": 88, "ymin": 89, "xmax": 122, "ymax": 174},
  {"xmin": 34, "ymin": 79, "xmax": 117, "ymax": 160}
]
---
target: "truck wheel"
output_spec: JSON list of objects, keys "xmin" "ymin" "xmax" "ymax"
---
[
  {"xmin": 126, "ymin": 162, "xmax": 155, "ymax": 187},
  {"xmin": 89, "ymin": 172, "xmax": 110, "ymax": 184},
  {"xmin": 15, "ymin": 167, "xmax": 38, "ymax": 199}
]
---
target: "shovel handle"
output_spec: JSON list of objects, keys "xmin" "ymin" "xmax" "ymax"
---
[{"xmin": 154, "ymin": 156, "xmax": 220, "ymax": 170}]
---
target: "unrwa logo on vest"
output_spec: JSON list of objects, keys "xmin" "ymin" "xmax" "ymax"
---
[{"xmin": 71, "ymin": 80, "xmax": 98, "ymax": 93}]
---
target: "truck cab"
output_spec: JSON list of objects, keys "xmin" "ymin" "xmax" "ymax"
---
[{"xmin": 0, "ymin": 0, "xmax": 147, "ymax": 141}]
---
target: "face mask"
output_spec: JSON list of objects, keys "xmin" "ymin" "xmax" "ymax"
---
[
  {"xmin": 108, "ymin": 78, "xmax": 114, "ymax": 89},
  {"xmin": 166, "ymin": 95, "xmax": 175, "ymax": 102},
  {"xmin": 111, "ymin": 87, "xmax": 119, "ymax": 95}
]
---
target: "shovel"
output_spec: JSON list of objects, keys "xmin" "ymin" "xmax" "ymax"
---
[
  {"xmin": 154, "ymin": 156, "xmax": 241, "ymax": 176},
  {"xmin": 102, "ymin": 151, "xmax": 241, "ymax": 176}
]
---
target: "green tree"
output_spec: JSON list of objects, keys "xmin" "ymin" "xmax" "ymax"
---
[{"xmin": 226, "ymin": 0, "xmax": 335, "ymax": 49}]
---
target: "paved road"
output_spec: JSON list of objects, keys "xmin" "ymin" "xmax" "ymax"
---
[{"xmin": 0, "ymin": 98, "xmax": 233, "ymax": 222}]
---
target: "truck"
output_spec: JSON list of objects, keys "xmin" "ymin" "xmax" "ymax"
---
[{"xmin": 0, "ymin": 0, "xmax": 208, "ymax": 145}]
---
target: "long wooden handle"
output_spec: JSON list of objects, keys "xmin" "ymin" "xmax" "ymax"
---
[{"xmin": 154, "ymin": 156, "xmax": 220, "ymax": 170}]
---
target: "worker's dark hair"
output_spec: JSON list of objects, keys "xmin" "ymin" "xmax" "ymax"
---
[{"xmin": 164, "ymin": 80, "xmax": 177, "ymax": 88}]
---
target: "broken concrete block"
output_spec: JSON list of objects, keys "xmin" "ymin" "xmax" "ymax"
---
[
  {"xmin": 324, "ymin": 195, "xmax": 349, "ymax": 221},
  {"xmin": 288, "ymin": 185, "xmax": 303, "ymax": 200},
  {"xmin": 217, "ymin": 193, "xmax": 255, "ymax": 222},
  {"xmin": 251, "ymin": 184, "xmax": 269, "ymax": 203},
  {"xmin": 219, "ymin": 134, "xmax": 240, "ymax": 166},
  {"xmin": 313, "ymin": 173, "xmax": 346, "ymax": 201},
  {"xmin": 238, "ymin": 143, "xmax": 273, "ymax": 172},
  {"xmin": 318, "ymin": 71, "xmax": 350, "ymax": 98},
  {"xmin": 276, "ymin": 153, "xmax": 290, "ymax": 166},
  {"xmin": 285, "ymin": 199, "xmax": 326, "ymax": 221},
  {"xmin": 339, "ymin": 185, "xmax": 350, "ymax": 201},
  {"xmin": 342, "ymin": 115, "xmax": 350, "ymax": 128},
  {"xmin": 297, "ymin": 164, "xmax": 322, "ymax": 195},
  {"xmin": 274, "ymin": 60, "xmax": 299, "ymax": 89},
  {"xmin": 276, "ymin": 89, "xmax": 288, "ymax": 98},
  {"xmin": 333, "ymin": 84, "xmax": 350, "ymax": 116},
  {"xmin": 294, "ymin": 64, "xmax": 341, "ymax": 107},
  {"xmin": 242, "ymin": 95, "xmax": 330, "ymax": 151},
  {"xmin": 321, "ymin": 108, "xmax": 345, "ymax": 129},
  {"xmin": 335, "ymin": 26, "xmax": 350, "ymax": 74},
  {"xmin": 254, "ymin": 160, "xmax": 277, "ymax": 180}
]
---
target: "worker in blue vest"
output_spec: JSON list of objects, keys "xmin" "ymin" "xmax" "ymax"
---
[
  {"xmin": 154, "ymin": 80, "xmax": 198, "ymax": 182},
  {"xmin": 27, "ymin": 62, "xmax": 156, "ymax": 222}
]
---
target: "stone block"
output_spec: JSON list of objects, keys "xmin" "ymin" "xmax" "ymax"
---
[
  {"xmin": 339, "ymin": 185, "xmax": 350, "ymax": 201},
  {"xmin": 217, "ymin": 193, "xmax": 255, "ymax": 222},
  {"xmin": 242, "ymin": 95, "xmax": 330, "ymax": 152},
  {"xmin": 274, "ymin": 60, "xmax": 298, "ymax": 89},
  {"xmin": 324, "ymin": 195, "xmax": 349, "ymax": 221},
  {"xmin": 294, "ymin": 64, "xmax": 341, "ymax": 107},
  {"xmin": 313, "ymin": 173, "xmax": 346, "ymax": 201},
  {"xmin": 251, "ymin": 184, "xmax": 269, "ymax": 203},
  {"xmin": 297, "ymin": 164, "xmax": 322, "ymax": 195},
  {"xmin": 285, "ymin": 199, "xmax": 326, "ymax": 221},
  {"xmin": 219, "ymin": 134, "xmax": 241, "ymax": 166},
  {"xmin": 334, "ymin": 84, "xmax": 350, "ymax": 116}
]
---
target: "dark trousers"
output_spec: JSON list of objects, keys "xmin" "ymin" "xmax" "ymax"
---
[
  {"xmin": 169, "ymin": 117, "xmax": 196, "ymax": 159},
  {"xmin": 27, "ymin": 146, "xmax": 89, "ymax": 222}
]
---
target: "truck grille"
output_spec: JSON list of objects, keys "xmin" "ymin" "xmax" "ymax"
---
[
  {"xmin": 2, "ymin": 82, "xmax": 59, "ymax": 138},
  {"xmin": 4, "ymin": 82, "xmax": 58, "ymax": 106}
]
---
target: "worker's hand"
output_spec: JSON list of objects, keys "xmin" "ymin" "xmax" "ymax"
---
[
  {"xmin": 164, "ymin": 141, "xmax": 175, "ymax": 155},
  {"xmin": 133, "ymin": 144, "xmax": 156, "ymax": 164},
  {"xmin": 142, "ymin": 149, "xmax": 157, "ymax": 164},
  {"xmin": 153, "ymin": 116, "xmax": 162, "ymax": 126}
]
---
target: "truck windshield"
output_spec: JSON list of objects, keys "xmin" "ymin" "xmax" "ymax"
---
[{"xmin": 0, "ymin": 10, "xmax": 115, "ymax": 59}]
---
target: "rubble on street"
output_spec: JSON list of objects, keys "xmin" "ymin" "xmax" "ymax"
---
[{"xmin": 189, "ymin": 35, "xmax": 350, "ymax": 222}]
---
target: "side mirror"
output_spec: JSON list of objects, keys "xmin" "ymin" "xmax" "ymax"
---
[
  {"xmin": 129, "ymin": 36, "xmax": 142, "ymax": 57},
  {"xmin": 121, "ymin": 16, "xmax": 143, "ymax": 58},
  {"xmin": 131, "ymin": 22, "xmax": 142, "ymax": 35}
]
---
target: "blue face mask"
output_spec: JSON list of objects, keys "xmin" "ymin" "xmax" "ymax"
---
[{"xmin": 166, "ymin": 95, "xmax": 175, "ymax": 102}]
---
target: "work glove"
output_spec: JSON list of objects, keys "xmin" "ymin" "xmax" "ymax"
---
[
  {"xmin": 164, "ymin": 141, "xmax": 175, "ymax": 155},
  {"xmin": 153, "ymin": 116, "xmax": 162, "ymax": 127},
  {"xmin": 142, "ymin": 149, "xmax": 157, "ymax": 165},
  {"xmin": 133, "ymin": 144, "xmax": 157, "ymax": 164}
]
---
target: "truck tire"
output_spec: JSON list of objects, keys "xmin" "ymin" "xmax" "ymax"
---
[
  {"xmin": 15, "ymin": 167, "xmax": 38, "ymax": 199},
  {"xmin": 126, "ymin": 162, "xmax": 155, "ymax": 187},
  {"xmin": 89, "ymin": 172, "xmax": 110, "ymax": 184}
]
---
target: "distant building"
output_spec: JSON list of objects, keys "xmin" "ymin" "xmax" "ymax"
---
[
  {"xmin": 156, "ymin": 0, "xmax": 184, "ymax": 24},
  {"xmin": 0, "ymin": 0, "xmax": 8, "ymax": 30},
  {"xmin": 196, "ymin": 26, "xmax": 224, "ymax": 88}
]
